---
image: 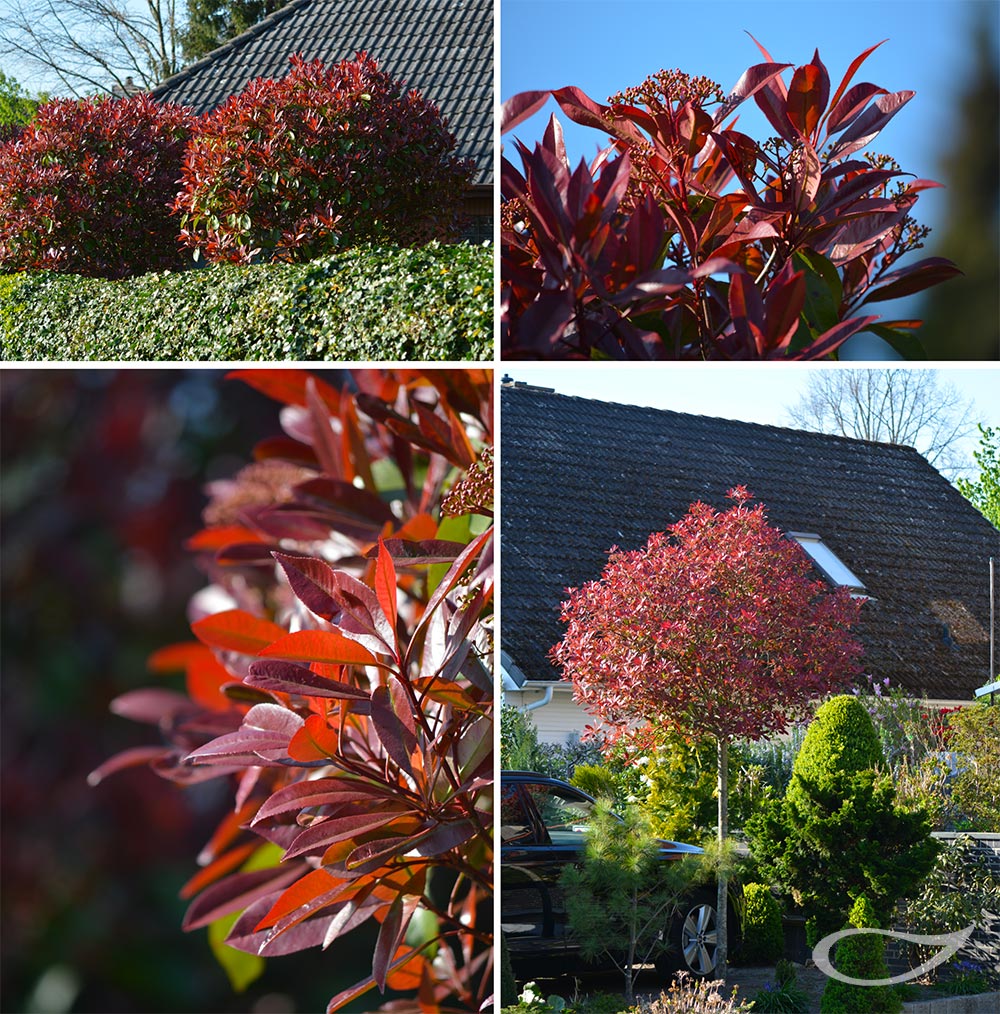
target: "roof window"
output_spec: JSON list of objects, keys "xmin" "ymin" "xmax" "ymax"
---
[{"xmin": 787, "ymin": 532, "xmax": 867, "ymax": 596}]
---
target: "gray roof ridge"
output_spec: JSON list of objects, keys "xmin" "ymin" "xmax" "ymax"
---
[
  {"xmin": 502, "ymin": 381, "xmax": 929, "ymax": 461},
  {"xmin": 149, "ymin": 0, "xmax": 314, "ymax": 101}
]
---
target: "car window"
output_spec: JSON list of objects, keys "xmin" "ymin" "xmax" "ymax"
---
[
  {"xmin": 500, "ymin": 783, "xmax": 536, "ymax": 845},
  {"xmin": 524, "ymin": 783, "xmax": 597, "ymax": 847}
]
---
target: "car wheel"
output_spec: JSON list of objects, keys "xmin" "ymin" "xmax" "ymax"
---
[{"xmin": 656, "ymin": 889, "xmax": 723, "ymax": 979}]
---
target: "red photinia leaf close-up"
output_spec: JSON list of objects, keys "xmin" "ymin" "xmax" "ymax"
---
[
  {"xmin": 89, "ymin": 369, "xmax": 494, "ymax": 1013},
  {"xmin": 501, "ymin": 40, "xmax": 959, "ymax": 360}
]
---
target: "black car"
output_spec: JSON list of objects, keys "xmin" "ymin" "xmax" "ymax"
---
[{"xmin": 501, "ymin": 770, "xmax": 734, "ymax": 979}]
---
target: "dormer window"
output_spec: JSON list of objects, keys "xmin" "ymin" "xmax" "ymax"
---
[{"xmin": 787, "ymin": 532, "xmax": 867, "ymax": 596}]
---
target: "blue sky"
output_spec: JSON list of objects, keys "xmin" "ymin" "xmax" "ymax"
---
[{"xmin": 502, "ymin": 0, "xmax": 998, "ymax": 358}]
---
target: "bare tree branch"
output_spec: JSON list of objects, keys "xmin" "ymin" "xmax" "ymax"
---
[
  {"xmin": 0, "ymin": 0, "xmax": 183, "ymax": 95},
  {"xmin": 786, "ymin": 369, "xmax": 976, "ymax": 481}
]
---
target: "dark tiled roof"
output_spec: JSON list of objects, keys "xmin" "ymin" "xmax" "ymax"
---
[
  {"xmin": 501, "ymin": 384, "xmax": 1000, "ymax": 702},
  {"xmin": 151, "ymin": 0, "xmax": 493, "ymax": 187}
]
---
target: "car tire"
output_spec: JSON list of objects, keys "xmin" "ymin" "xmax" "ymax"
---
[{"xmin": 656, "ymin": 888, "xmax": 730, "ymax": 979}]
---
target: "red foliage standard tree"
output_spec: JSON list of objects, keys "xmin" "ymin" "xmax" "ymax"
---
[
  {"xmin": 0, "ymin": 94, "xmax": 194, "ymax": 278},
  {"xmin": 174, "ymin": 53, "xmax": 474, "ymax": 264},
  {"xmin": 502, "ymin": 39, "xmax": 961, "ymax": 359},
  {"xmin": 90, "ymin": 369, "xmax": 494, "ymax": 1013},
  {"xmin": 552, "ymin": 487, "xmax": 864, "ymax": 975}
]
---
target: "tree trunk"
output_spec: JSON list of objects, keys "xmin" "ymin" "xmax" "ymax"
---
[{"xmin": 717, "ymin": 736, "xmax": 729, "ymax": 981}]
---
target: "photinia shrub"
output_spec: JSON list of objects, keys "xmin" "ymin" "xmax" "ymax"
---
[
  {"xmin": 174, "ymin": 53, "xmax": 474, "ymax": 264},
  {"xmin": 89, "ymin": 369, "xmax": 494, "ymax": 1012},
  {"xmin": 0, "ymin": 94, "xmax": 195, "ymax": 279},
  {"xmin": 501, "ymin": 38, "xmax": 961, "ymax": 359}
]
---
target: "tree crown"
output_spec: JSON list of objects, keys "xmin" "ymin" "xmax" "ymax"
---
[{"xmin": 553, "ymin": 487, "xmax": 864, "ymax": 744}]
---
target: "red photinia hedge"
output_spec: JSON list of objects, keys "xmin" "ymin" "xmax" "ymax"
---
[
  {"xmin": 501, "ymin": 38, "xmax": 961, "ymax": 360},
  {"xmin": 0, "ymin": 94, "xmax": 194, "ymax": 279},
  {"xmin": 90, "ymin": 369, "xmax": 494, "ymax": 1013},
  {"xmin": 174, "ymin": 54, "xmax": 474, "ymax": 264}
]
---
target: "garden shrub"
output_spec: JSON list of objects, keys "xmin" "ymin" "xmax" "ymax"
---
[
  {"xmin": 570, "ymin": 763, "xmax": 621, "ymax": 803},
  {"xmin": 0, "ymin": 242, "xmax": 491, "ymax": 361},
  {"xmin": 175, "ymin": 53, "xmax": 472, "ymax": 264},
  {"xmin": 738, "ymin": 883, "xmax": 784, "ymax": 965},
  {"xmin": 820, "ymin": 895, "xmax": 901, "ymax": 1014},
  {"xmin": 947, "ymin": 702, "xmax": 1000, "ymax": 830},
  {"xmin": 88, "ymin": 369, "xmax": 494, "ymax": 1012},
  {"xmin": 747, "ymin": 695, "xmax": 940, "ymax": 940},
  {"xmin": 896, "ymin": 834, "xmax": 1000, "ymax": 979},
  {"xmin": 644, "ymin": 973, "xmax": 754, "ymax": 1013},
  {"xmin": 0, "ymin": 93, "xmax": 194, "ymax": 278}
]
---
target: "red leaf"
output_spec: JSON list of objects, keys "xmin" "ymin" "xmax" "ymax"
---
[
  {"xmin": 825, "ymin": 40, "xmax": 888, "ymax": 129},
  {"xmin": 147, "ymin": 640, "xmax": 211, "ymax": 673},
  {"xmin": 828, "ymin": 90, "xmax": 915, "ymax": 161},
  {"xmin": 374, "ymin": 537, "xmax": 398, "ymax": 656},
  {"xmin": 192, "ymin": 609, "xmax": 287, "ymax": 655},
  {"xmin": 182, "ymin": 865, "xmax": 302, "ymax": 931},
  {"xmin": 252, "ymin": 777, "xmax": 396, "ymax": 825},
  {"xmin": 185, "ymin": 524, "xmax": 266, "ymax": 551},
  {"xmin": 226, "ymin": 369, "xmax": 343, "ymax": 413},
  {"xmin": 501, "ymin": 89, "xmax": 553, "ymax": 135},
  {"xmin": 370, "ymin": 680, "xmax": 418, "ymax": 775},
  {"xmin": 254, "ymin": 867, "xmax": 342, "ymax": 931},
  {"xmin": 860, "ymin": 257, "xmax": 962, "ymax": 304},
  {"xmin": 245, "ymin": 660, "xmax": 371, "ymax": 700},
  {"xmin": 786, "ymin": 58, "xmax": 828, "ymax": 138},
  {"xmin": 287, "ymin": 713, "xmax": 340, "ymax": 761},
  {"xmin": 257, "ymin": 629, "xmax": 381, "ymax": 666},
  {"xmin": 826, "ymin": 82, "xmax": 888, "ymax": 134}
]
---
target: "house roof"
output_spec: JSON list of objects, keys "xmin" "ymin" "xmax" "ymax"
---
[
  {"xmin": 501, "ymin": 382, "xmax": 1000, "ymax": 703},
  {"xmin": 151, "ymin": 0, "xmax": 493, "ymax": 188}
]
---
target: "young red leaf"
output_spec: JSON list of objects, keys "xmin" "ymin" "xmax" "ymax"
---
[
  {"xmin": 287, "ymin": 713, "xmax": 341, "ymax": 762},
  {"xmin": 257, "ymin": 629, "xmax": 381, "ymax": 667},
  {"xmin": 185, "ymin": 524, "xmax": 267, "ymax": 551},
  {"xmin": 786, "ymin": 58, "xmax": 828, "ymax": 138},
  {"xmin": 374, "ymin": 537, "xmax": 399, "ymax": 655},
  {"xmin": 824, "ymin": 40, "xmax": 888, "ymax": 129},
  {"xmin": 192, "ymin": 609, "xmax": 288, "ymax": 655}
]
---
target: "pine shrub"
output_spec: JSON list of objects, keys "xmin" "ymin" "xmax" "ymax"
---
[
  {"xmin": 738, "ymin": 883, "xmax": 784, "ymax": 964},
  {"xmin": 820, "ymin": 896, "xmax": 902, "ymax": 1014},
  {"xmin": 747, "ymin": 695, "xmax": 939, "ymax": 940}
]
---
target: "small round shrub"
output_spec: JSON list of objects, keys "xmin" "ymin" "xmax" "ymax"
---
[
  {"xmin": 739, "ymin": 883, "xmax": 784, "ymax": 965},
  {"xmin": 174, "ymin": 52, "xmax": 473, "ymax": 264},
  {"xmin": 820, "ymin": 895, "xmax": 901, "ymax": 1014},
  {"xmin": 0, "ymin": 94, "xmax": 195, "ymax": 278}
]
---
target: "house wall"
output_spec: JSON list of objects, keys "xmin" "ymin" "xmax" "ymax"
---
[{"xmin": 503, "ymin": 685, "xmax": 589, "ymax": 744}]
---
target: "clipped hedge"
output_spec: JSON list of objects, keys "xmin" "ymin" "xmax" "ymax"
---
[{"xmin": 0, "ymin": 241, "xmax": 491, "ymax": 361}]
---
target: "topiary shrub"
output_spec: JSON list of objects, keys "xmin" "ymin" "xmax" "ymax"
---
[
  {"xmin": 747, "ymin": 695, "xmax": 939, "ymax": 941},
  {"xmin": 820, "ymin": 895, "xmax": 902, "ymax": 1014},
  {"xmin": 0, "ymin": 94, "xmax": 194, "ymax": 278},
  {"xmin": 174, "ymin": 53, "xmax": 473, "ymax": 264},
  {"xmin": 738, "ymin": 883, "xmax": 784, "ymax": 965}
]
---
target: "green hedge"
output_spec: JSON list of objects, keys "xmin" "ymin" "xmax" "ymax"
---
[{"xmin": 1, "ymin": 242, "xmax": 492, "ymax": 361}]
